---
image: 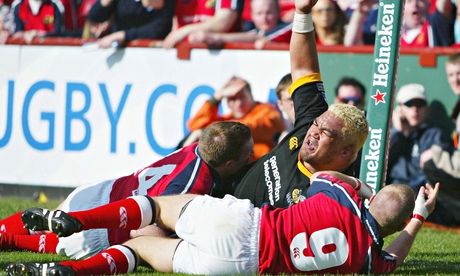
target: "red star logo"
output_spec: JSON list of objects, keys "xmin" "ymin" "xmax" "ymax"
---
[{"xmin": 371, "ymin": 89, "xmax": 387, "ymax": 105}]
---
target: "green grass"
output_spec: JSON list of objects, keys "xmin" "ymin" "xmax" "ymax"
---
[{"xmin": 0, "ymin": 197, "xmax": 459, "ymax": 275}]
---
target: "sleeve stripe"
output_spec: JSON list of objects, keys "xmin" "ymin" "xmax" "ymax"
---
[{"xmin": 288, "ymin": 73, "xmax": 322, "ymax": 95}]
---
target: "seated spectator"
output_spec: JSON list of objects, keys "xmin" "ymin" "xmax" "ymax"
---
[
  {"xmin": 0, "ymin": 4, "xmax": 11, "ymax": 44},
  {"xmin": 11, "ymin": 0, "xmax": 65, "ymax": 43},
  {"xmin": 162, "ymin": 0, "xmax": 242, "ymax": 49},
  {"xmin": 342, "ymin": 0, "xmax": 378, "ymax": 46},
  {"xmin": 333, "ymin": 76, "xmax": 366, "ymax": 110},
  {"xmin": 86, "ymin": 0, "xmax": 174, "ymax": 48},
  {"xmin": 444, "ymin": 52, "xmax": 460, "ymax": 148},
  {"xmin": 418, "ymin": 52, "xmax": 460, "ymax": 228},
  {"xmin": 346, "ymin": 0, "xmax": 455, "ymax": 46},
  {"xmin": 278, "ymin": 0, "xmax": 295, "ymax": 22},
  {"xmin": 387, "ymin": 84, "xmax": 453, "ymax": 222},
  {"xmin": 188, "ymin": 0, "xmax": 292, "ymax": 49},
  {"xmin": 274, "ymin": 73, "xmax": 294, "ymax": 143},
  {"xmin": 241, "ymin": 0, "xmax": 295, "ymax": 31},
  {"xmin": 311, "ymin": 0, "xmax": 348, "ymax": 45},
  {"xmin": 185, "ymin": 76, "xmax": 284, "ymax": 162}
]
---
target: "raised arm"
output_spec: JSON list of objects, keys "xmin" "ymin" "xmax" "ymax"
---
[
  {"xmin": 384, "ymin": 182, "xmax": 440, "ymax": 268},
  {"xmin": 290, "ymin": 0, "xmax": 320, "ymax": 81}
]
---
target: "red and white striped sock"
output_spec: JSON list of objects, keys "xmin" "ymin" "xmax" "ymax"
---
[
  {"xmin": 60, "ymin": 245, "xmax": 137, "ymax": 275},
  {"xmin": 0, "ymin": 212, "xmax": 30, "ymax": 235},
  {"xmin": 69, "ymin": 196, "xmax": 155, "ymax": 231},
  {"xmin": 0, "ymin": 232, "xmax": 58, "ymax": 253}
]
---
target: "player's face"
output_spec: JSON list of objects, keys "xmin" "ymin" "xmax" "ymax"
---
[
  {"xmin": 300, "ymin": 111, "xmax": 346, "ymax": 170},
  {"xmin": 223, "ymin": 138, "xmax": 254, "ymax": 177},
  {"xmin": 445, "ymin": 61, "xmax": 460, "ymax": 96}
]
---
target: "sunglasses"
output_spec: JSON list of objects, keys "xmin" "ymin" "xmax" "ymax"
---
[
  {"xmin": 339, "ymin": 96, "xmax": 362, "ymax": 105},
  {"xmin": 403, "ymin": 100, "xmax": 427, "ymax": 108},
  {"xmin": 314, "ymin": 7, "xmax": 334, "ymax": 13}
]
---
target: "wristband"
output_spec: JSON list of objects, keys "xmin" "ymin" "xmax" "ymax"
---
[
  {"xmin": 412, "ymin": 214, "xmax": 425, "ymax": 225},
  {"xmin": 292, "ymin": 13, "xmax": 314, "ymax": 33}
]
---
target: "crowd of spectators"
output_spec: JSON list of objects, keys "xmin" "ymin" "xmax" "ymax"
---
[{"xmin": 0, "ymin": 0, "xmax": 459, "ymax": 47}]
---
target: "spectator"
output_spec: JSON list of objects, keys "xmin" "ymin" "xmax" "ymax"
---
[
  {"xmin": 274, "ymin": 73, "xmax": 294, "ymax": 143},
  {"xmin": 11, "ymin": 0, "xmax": 65, "ymax": 43},
  {"xmin": 86, "ymin": 0, "xmax": 174, "ymax": 48},
  {"xmin": 58, "ymin": 0, "xmax": 98, "ymax": 37},
  {"xmin": 333, "ymin": 76, "xmax": 366, "ymax": 110},
  {"xmin": 401, "ymin": 0, "xmax": 454, "ymax": 47},
  {"xmin": 188, "ymin": 0, "xmax": 292, "ymax": 50},
  {"xmin": 387, "ymin": 83, "xmax": 453, "ymax": 200},
  {"xmin": 278, "ymin": 0, "xmax": 295, "ymax": 22},
  {"xmin": 418, "ymin": 52, "xmax": 460, "ymax": 228},
  {"xmin": 444, "ymin": 52, "xmax": 460, "ymax": 148},
  {"xmin": 342, "ymin": 0, "xmax": 378, "ymax": 46},
  {"xmin": 162, "ymin": 0, "xmax": 242, "ymax": 49},
  {"xmin": 185, "ymin": 76, "xmax": 284, "ymax": 162},
  {"xmin": 9, "ymin": 171, "xmax": 440, "ymax": 275},
  {"xmin": 241, "ymin": 0, "xmax": 296, "ymax": 31},
  {"xmin": 0, "ymin": 121, "xmax": 253, "ymax": 259},
  {"xmin": 0, "ymin": 4, "xmax": 11, "ymax": 43},
  {"xmin": 311, "ymin": 0, "xmax": 348, "ymax": 45},
  {"xmin": 346, "ymin": 0, "xmax": 455, "ymax": 46}
]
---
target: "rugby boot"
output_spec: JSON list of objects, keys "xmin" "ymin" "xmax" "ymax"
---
[
  {"xmin": 21, "ymin": 208, "xmax": 82, "ymax": 237},
  {"xmin": 5, "ymin": 262, "xmax": 75, "ymax": 276}
]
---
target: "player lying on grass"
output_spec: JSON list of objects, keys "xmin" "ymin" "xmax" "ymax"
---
[
  {"xmin": 0, "ymin": 121, "xmax": 253, "ymax": 260},
  {"xmin": 6, "ymin": 170, "xmax": 439, "ymax": 275}
]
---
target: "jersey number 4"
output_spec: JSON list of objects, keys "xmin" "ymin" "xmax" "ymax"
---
[{"xmin": 290, "ymin": 227, "xmax": 349, "ymax": 271}]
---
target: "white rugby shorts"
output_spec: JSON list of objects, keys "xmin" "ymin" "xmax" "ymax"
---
[
  {"xmin": 56, "ymin": 179, "xmax": 115, "ymax": 260},
  {"xmin": 173, "ymin": 194, "xmax": 261, "ymax": 275}
]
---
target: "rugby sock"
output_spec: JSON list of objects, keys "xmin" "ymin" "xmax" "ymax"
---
[
  {"xmin": 69, "ymin": 196, "xmax": 155, "ymax": 231},
  {"xmin": 0, "ymin": 232, "xmax": 57, "ymax": 253},
  {"xmin": 0, "ymin": 212, "xmax": 30, "ymax": 235},
  {"xmin": 60, "ymin": 245, "xmax": 137, "ymax": 275}
]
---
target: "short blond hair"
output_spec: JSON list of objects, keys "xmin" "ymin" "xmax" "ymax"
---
[{"xmin": 329, "ymin": 104, "xmax": 368, "ymax": 150}]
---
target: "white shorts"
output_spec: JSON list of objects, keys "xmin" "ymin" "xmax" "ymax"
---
[
  {"xmin": 56, "ymin": 179, "xmax": 115, "ymax": 260},
  {"xmin": 173, "ymin": 194, "xmax": 261, "ymax": 275}
]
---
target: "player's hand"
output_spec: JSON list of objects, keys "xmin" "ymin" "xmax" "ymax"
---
[
  {"xmin": 423, "ymin": 182, "xmax": 439, "ymax": 215},
  {"xmin": 412, "ymin": 182, "xmax": 439, "ymax": 224},
  {"xmin": 295, "ymin": 0, "xmax": 319, "ymax": 14}
]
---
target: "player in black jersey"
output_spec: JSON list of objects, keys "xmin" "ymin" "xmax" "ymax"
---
[{"xmin": 233, "ymin": 33, "xmax": 369, "ymax": 207}]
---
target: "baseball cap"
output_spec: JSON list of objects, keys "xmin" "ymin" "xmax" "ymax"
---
[{"xmin": 396, "ymin": 83, "xmax": 427, "ymax": 104}]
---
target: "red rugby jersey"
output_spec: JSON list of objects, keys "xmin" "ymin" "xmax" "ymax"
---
[{"xmin": 259, "ymin": 174, "xmax": 397, "ymax": 274}]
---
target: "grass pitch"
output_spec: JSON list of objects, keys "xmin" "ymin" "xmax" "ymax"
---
[{"xmin": 0, "ymin": 197, "xmax": 459, "ymax": 275}]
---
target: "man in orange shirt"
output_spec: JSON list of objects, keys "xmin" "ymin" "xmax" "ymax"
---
[{"xmin": 186, "ymin": 76, "xmax": 284, "ymax": 162}]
